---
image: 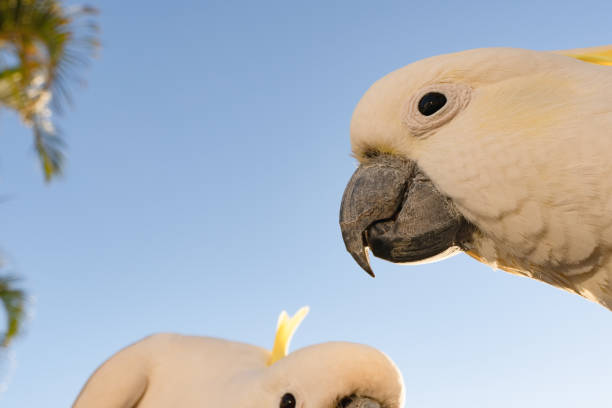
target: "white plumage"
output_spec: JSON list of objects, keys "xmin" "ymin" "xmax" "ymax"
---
[
  {"xmin": 73, "ymin": 308, "xmax": 404, "ymax": 408},
  {"xmin": 349, "ymin": 46, "xmax": 612, "ymax": 309}
]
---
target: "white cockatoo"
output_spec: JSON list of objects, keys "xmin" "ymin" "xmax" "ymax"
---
[
  {"xmin": 73, "ymin": 307, "xmax": 404, "ymax": 408},
  {"xmin": 339, "ymin": 45, "xmax": 612, "ymax": 310}
]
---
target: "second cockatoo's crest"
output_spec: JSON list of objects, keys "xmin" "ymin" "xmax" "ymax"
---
[
  {"xmin": 555, "ymin": 44, "xmax": 612, "ymax": 66},
  {"xmin": 266, "ymin": 306, "xmax": 309, "ymax": 366}
]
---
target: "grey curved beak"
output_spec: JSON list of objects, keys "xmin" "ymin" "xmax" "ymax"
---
[
  {"xmin": 340, "ymin": 396, "xmax": 381, "ymax": 408},
  {"xmin": 339, "ymin": 156, "xmax": 415, "ymax": 276},
  {"xmin": 339, "ymin": 154, "xmax": 471, "ymax": 276}
]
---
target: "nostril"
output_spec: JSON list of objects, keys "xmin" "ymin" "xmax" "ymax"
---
[{"xmin": 362, "ymin": 149, "xmax": 380, "ymax": 159}]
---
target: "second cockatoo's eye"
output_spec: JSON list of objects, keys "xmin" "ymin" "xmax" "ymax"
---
[
  {"xmin": 418, "ymin": 92, "xmax": 447, "ymax": 115},
  {"xmin": 339, "ymin": 396, "xmax": 354, "ymax": 407},
  {"xmin": 280, "ymin": 393, "xmax": 296, "ymax": 408},
  {"xmin": 402, "ymin": 82, "xmax": 472, "ymax": 137}
]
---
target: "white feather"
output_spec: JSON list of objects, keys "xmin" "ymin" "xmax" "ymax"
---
[{"xmin": 72, "ymin": 334, "xmax": 404, "ymax": 408}]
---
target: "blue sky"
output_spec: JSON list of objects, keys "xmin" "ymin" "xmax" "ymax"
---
[{"xmin": 1, "ymin": 0, "xmax": 612, "ymax": 406}]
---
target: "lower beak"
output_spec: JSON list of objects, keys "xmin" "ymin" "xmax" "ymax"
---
[{"xmin": 339, "ymin": 155, "xmax": 471, "ymax": 276}]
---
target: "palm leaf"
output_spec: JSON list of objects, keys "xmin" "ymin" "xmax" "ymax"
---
[
  {"xmin": 0, "ymin": 0, "xmax": 98, "ymax": 350},
  {"xmin": 0, "ymin": 0, "xmax": 99, "ymax": 181},
  {"xmin": 0, "ymin": 276, "xmax": 25, "ymax": 347}
]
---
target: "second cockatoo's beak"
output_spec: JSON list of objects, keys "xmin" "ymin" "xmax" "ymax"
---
[
  {"xmin": 341, "ymin": 396, "xmax": 382, "ymax": 408},
  {"xmin": 339, "ymin": 154, "xmax": 473, "ymax": 276}
]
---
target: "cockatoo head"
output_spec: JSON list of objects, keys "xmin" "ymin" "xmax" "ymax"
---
[
  {"xmin": 242, "ymin": 307, "xmax": 403, "ymax": 408},
  {"xmin": 73, "ymin": 307, "xmax": 405, "ymax": 408},
  {"xmin": 340, "ymin": 46, "xmax": 612, "ymax": 308},
  {"xmin": 243, "ymin": 342, "xmax": 402, "ymax": 408}
]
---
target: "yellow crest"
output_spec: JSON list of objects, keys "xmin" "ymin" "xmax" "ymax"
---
[
  {"xmin": 553, "ymin": 45, "xmax": 612, "ymax": 66},
  {"xmin": 266, "ymin": 306, "xmax": 309, "ymax": 366}
]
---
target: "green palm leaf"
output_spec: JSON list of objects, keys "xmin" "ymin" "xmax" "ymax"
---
[
  {"xmin": 0, "ymin": 0, "xmax": 99, "ymax": 180},
  {"xmin": 0, "ymin": 276, "xmax": 25, "ymax": 347},
  {"xmin": 0, "ymin": 0, "xmax": 98, "ymax": 349}
]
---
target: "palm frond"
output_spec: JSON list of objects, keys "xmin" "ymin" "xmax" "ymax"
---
[
  {"xmin": 0, "ymin": 0, "xmax": 99, "ymax": 181},
  {"xmin": 0, "ymin": 276, "xmax": 25, "ymax": 347}
]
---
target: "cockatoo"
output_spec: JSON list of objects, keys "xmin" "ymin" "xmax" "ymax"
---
[
  {"xmin": 73, "ymin": 307, "xmax": 404, "ymax": 408},
  {"xmin": 339, "ymin": 45, "xmax": 612, "ymax": 310}
]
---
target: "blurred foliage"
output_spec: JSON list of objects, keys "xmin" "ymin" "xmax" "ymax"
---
[
  {"xmin": 0, "ymin": 0, "xmax": 99, "ymax": 180},
  {"xmin": 0, "ymin": 276, "xmax": 24, "ymax": 347},
  {"xmin": 0, "ymin": 0, "xmax": 99, "ymax": 347}
]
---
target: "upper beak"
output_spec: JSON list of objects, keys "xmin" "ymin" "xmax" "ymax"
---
[
  {"xmin": 340, "ymin": 396, "xmax": 382, "ymax": 408},
  {"xmin": 339, "ymin": 154, "xmax": 471, "ymax": 276}
]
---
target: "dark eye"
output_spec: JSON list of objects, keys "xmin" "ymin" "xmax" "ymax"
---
[
  {"xmin": 339, "ymin": 396, "xmax": 354, "ymax": 408},
  {"xmin": 418, "ymin": 92, "xmax": 447, "ymax": 116},
  {"xmin": 280, "ymin": 393, "xmax": 296, "ymax": 408}
]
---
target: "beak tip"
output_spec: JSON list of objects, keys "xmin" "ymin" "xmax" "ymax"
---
[
  {"xmin": 351, "ymin": 247, "xmax": 375, "ymax": 277},
  {"xmin": 362, "ymin": 259, "xmax": 375, "ymax": 277}
]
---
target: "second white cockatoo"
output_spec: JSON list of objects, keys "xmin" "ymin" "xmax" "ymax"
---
[
  {"xmin": 73, "ymin": 307, "xmax": 404, "ymax": 407},
  {"xmin": 340, "ymin": 45, "xmax": 612, "ymax": 310}
]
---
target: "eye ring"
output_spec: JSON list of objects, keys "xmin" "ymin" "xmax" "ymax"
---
[
  {"xmin": 402, "ymin": 82, "xmax": 472, "ymax": 137},
  {"xmin": 280, "ymin": 393, "xmax": 296, "ymax": 408}
]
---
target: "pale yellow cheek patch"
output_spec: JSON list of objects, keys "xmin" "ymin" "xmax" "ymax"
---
[
  {"xmin": 267, "ymin": 306, "xmax": 309, "ymax": 366},
  {"xmin": 471, "ymin": 74, "xmax": 571, "ymax": 137}
]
